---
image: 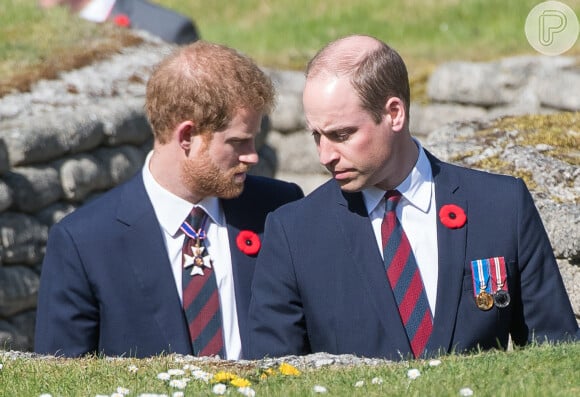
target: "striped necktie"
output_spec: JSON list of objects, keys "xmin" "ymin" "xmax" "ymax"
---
[
  {"xmin": 381, "ymin": 190, "xmax": 433, "ymax": 358},
  {"xmin": 181, "ymin": 207, "xmax": 225, "ymax": 358}
]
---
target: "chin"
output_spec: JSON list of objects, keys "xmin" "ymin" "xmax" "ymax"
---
[
  {"xmin": 217, "ymin": 183, "xmax": 245, "ymax": 199},
  {"xmin": 337, "ymin": 179, "xmax": 365, "ymax": 193}
]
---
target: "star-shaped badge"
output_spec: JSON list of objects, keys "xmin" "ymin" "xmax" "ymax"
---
[{"xmin": 183, "ymin": 246, "xmax": 212, "ymax": 276}]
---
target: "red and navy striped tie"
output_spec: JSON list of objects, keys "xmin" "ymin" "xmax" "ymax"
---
[
  {"xmin": 381, "ymin": 190, "xmax": 433, "ymax": 358},
  {"xmin": 181, "ymin": 207, "xmax": 225, "ymax": 358}
]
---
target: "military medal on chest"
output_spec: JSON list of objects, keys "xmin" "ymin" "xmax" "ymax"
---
[
  {"xmin": 490, "ymin": 256, "xmax": 510, "ymax": 308},
  {"xmin": 471, "ymin": 257, "xmax": 511, "ymax": 311},
  {"xmin": 476, "ymin": 290, "xmax": 494, "ymax": 311},
  {"xmin": 471, "ymin": 259, "xmax": 494, "ymax": 311},
  {"xmin": 181, "ymin": 215, "xmax": 212, "ymax": 277}
]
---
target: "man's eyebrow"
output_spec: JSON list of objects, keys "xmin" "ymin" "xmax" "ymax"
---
[{"xmin": 312, "ymin": 126, "xmax": 357, "ymax": 135}]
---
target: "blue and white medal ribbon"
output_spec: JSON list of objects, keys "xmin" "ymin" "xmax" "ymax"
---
[{"xmin": 471, "ymin": 259, "xmax": 494, "ymax": 311}]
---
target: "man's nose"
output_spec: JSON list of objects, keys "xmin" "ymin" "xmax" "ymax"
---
[
  {"xmin": 240, "ymin": 144, "xmax": 259, "ymax": 165},
  {"xmin": 317, "ymin": 137, "xmax": 339, "ymax": 166}
]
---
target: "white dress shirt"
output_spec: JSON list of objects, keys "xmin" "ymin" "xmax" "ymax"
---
[
  {"xmin": 78, "ymin": 0, "xmax": 116, "ymax": 22},
  {"xmin": 142, "ymin": 152, "xmax": 242, "ymax": 359},
  {"xmin": 362, "ymin": 142, "xmax": 439, "ymax": 315}
]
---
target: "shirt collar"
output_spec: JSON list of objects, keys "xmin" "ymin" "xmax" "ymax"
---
[
  {"xmin": 142, "ymin": 151, "xmax": 225, "ymax": 237},
  {"xmin": 362, "ymin": 140, "xmax": 433, "ymax": 215},
  {"xmin": 78, "ymin": 0, "xmax": 116, "ymax": 22}
]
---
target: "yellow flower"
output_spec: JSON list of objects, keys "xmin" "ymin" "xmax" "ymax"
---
[
  {"xmin": 231, "ymin": 377, "xmax": 252, "ymax": 388},
  {"xmin": 213, "ymin": 371, "xmax": 237, "ymax": 383},
  {"xmin": 279, "ymin": 363, "xmax": 301, "ymax": 376},
  {"xmin": 259, "ymin": 367, "xmax": 276, "ymax": 380}
]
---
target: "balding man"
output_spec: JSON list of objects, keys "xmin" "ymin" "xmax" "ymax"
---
[{"xmin": 247, "ymin": 34, "xmax": 579, "ymax": 361}]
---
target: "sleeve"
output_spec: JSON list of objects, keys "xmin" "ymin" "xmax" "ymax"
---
[
  {"xmin": 172, "ymin": 18, "xmax": 200, "ymax": 45},
  {"xmin": 245, "ymin": 212, "xmax": 311, "ymax": 359},
  {"xmin": 34, "ymin": 223, "xmax": 99, "ymax": 357},
  {"xmin": 511, "ymin": 178, "xmax": 579, "ymax": 344}
]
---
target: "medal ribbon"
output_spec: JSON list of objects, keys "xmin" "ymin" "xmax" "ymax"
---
[
  {"xmin": 490, "ymin": 256, "xmax": 508, "ymax": 293},
  {"xmin": 180, "ymin": 216, "xmax": 208, "ymax": 241},
  {"xmin": 471, "ymin": 259, "xmax": 491, "ymax": 297}
]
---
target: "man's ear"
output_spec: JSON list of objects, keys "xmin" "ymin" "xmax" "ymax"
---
[
  {"xmin": 385, "ymin": 97, "xmax": 406, "ymax": 132},
  {"xmin": 177, "ymin": 121, "xmax": 196, "ymax": 151}
]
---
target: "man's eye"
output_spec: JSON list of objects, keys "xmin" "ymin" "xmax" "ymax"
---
[{"xmin": 230, "ymin": 139, "xmax": 249, "ymax": 146}]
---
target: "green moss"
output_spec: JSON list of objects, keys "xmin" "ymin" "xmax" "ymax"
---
[
  {"xmin": 512, "ymin": 169, "xmax": 538, "ymax": 191},
  {"xmin": 450, "ymin": 150, "xmax": 476, "ymax": 163},
  {"xmin": 471, "ymin": 155, "xmax": 537, "ymax": 190},
  {"xmin": 471, "ymin": 155, "xmax": 510, "ymax": 171},
  {"xmin": 487, "ymin": 112, "xmax": 580, "ymax": 166}
]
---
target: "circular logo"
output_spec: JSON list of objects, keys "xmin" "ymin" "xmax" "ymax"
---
[{"xmin": 525, "ymin": 1, "xmax": 579, "ymax": 56}]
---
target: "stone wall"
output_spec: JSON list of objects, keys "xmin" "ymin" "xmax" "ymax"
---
[{"xmin": 0, "ymin": 38, "xmax": 578, "ymax": 351}]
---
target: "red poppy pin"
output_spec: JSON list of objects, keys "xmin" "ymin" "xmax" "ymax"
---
[
  {"xmin": 439, "ymin": 204, "xmax": 467, "ymax": 229},
  {"xmin": 113, "ymin": 14, "xmax": 131, "ymax": 28},
  {"xmin": 236, "ymin": 230, "xmax": 261, "ymax": 256}
]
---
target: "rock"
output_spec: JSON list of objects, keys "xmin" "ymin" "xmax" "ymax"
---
[
  {"xmin": 0, "ymin": 181, "xmax": 13, "ymax": 212},
  {"xmin": 266, "ymin": 69, "xmax": 307, "ymax": 133},
  {"xmin": 0, "ymin": 320, "xmax": 28, "ymax": 352},
  {"xmin": 427, "ymin": 61, "xmax": 521, "ymax": 106},
  {"xmin": 0, "ymin": 139, "xmax": 9, "ymax": 174},
  {"xmin": 427, "ymin": 56, "xmax": 579, "ymax": 109},
  {"xmin": 1, "ymin": 112, "xmax": 105, "ymax": 166},
  {"xmin": 0, "ymin": 213, "xmax": 48, "ymax": 265},
  {"xmin": 6, "ymin": 310, "xmax": 36, "ymax": 352},
  {"xmin": 3, "ymin": 166, "xmax": 62, "ymax": 213},
  {"xmin": 35, "ymin": 202, "xmax": 77, "ymax": 226},
  {"xmin": 0, "ymin": 266, "xmax": 39, "ymax": 317},
  {"xmin": 410, "ymin": 103, "xmax": 487, "ymax": 137},
  {"xmin": 535, "ymin": 70, "xmax": 580, "ymax": 111},
  {"xmin": 558, "ymin": 259, "xmax": 580, "ymax": 317},
  {"xmin": 58, "ymin": 154, "xmax": 109, "ymax": 202},
  {"xmin": 267, "ymin": 130, "xmax": 325, "ymax": 175},
  {"xmin": 101, "ymin": 97, "xmax": 153, "ymax": 146},
  {"xmin": 426, "ymin": 116, "xmax": 579, "ymax": 261},
  {"xmin": 93, "ymin": 145, "xmax": 147, "ymax": 187}
]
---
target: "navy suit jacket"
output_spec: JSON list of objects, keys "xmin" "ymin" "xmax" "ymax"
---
[
  {"xmin": 247, "ymin": 152, "xmax": 579, "ymax": 360},
  {"xmin": 111, "ymin": 0, "xmax": 199, "ymax": 45},
  {"xmin": 34, "ymin": 172, "xmax": 303, "ymax": 358}
]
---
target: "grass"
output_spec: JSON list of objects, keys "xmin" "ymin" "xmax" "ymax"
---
[
  {"xmin": 0, "ymin": 0, "xmax": 142, "ymax": 97},
  {"xmin": 1, "ymin": 342, "xmax": 579, "ymax": 396},
  {"xmin": 1, "ymin": 0, "xmax": 579, "ymax": 99}
]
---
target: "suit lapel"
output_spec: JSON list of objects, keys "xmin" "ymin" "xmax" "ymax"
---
[
  {"xmin": 426, "ymin": 153, "xmax": 468, "ymax": 354},
  {"xmin": 116, "ymin": 174, "xmax": 192, "ymax": 354},
  {"xmin": 222, "ymin": 196, "xmax": 258, "ymax": 346},
  {"xmin": 334, "ymin": 186, "xmax": 413, "ymax": 355}
]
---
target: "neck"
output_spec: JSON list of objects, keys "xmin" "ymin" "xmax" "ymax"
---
[
  {"xmin": 377, "ymin": 134, "xmax": 419, "ymax": 191},
  {"xmin": 149, "ymin": 144, "xmax": 203, "ymax": 204},
  {"xmin": 70, "ymin": 0, "xmax": 94, "ymax": 13}
]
